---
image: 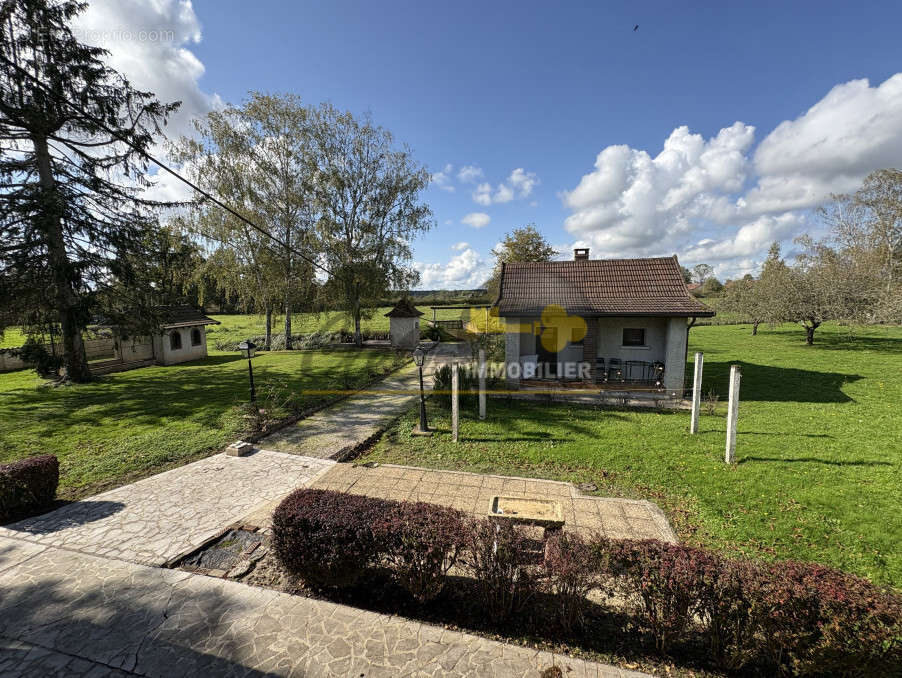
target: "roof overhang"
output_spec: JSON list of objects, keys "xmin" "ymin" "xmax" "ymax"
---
[{"xmin": 160, "ymin": 319, "xmax": 220, "ymax": 329}]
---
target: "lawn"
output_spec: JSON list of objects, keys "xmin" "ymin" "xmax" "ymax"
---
[
  {"xmin": 0, "ymin": 306, "xmax": 476, "ymax": 350},
  {"xmin": 362, "ymin": 323, "xmax": 902, "ymax": 587},
  {"xmin": 206, "ymin": 306, "xmax": 478, "ymax": 347},
  {"xmin": 0, "ymin": 348, "xmax": 405, "ymax": 500}
]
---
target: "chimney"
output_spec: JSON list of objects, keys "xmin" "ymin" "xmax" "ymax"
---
[{"xmin": 574, "ymin": 248, "xmax": 589, "ymax": 261}]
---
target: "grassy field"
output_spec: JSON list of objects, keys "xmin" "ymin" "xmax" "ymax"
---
[
  {"xmin": 0, "ymin": 306, "xmax": 474, "ymax": 350},
  {"xmin": 363, "ymin": 323, "xmax": 902, "ymax": 587},
  {"xmin": 206, "ymin": 307, "xmax": 474, "ymax": 347},
  {"xmin": 0, "ymin": 348, "xmax": 404, "ymax": 499}
]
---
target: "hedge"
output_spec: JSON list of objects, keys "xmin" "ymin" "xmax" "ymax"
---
[
  {"xmin": 272, "ymin": 489, "xmax": 902, "ymax": 675},
  {"xmin": 0, "ymin": 454, "xmax": 59, "ymax": 521}
]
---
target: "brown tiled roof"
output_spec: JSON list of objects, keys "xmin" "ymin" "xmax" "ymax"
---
[
  {"xmin": 384, "ymin": 298, "xmax": 424, "ymax": 318},
  {"xmin": 158, "ymin": 306, "xmax": 220, "ymax": 328},
  {"xmin": 494, "ymin": 256, "xmax": 714, "ymax": 317}
]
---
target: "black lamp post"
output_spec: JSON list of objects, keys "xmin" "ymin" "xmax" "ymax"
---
[
  {"xmin": 413, "ymin": 346, "xmax": 429, "ymax": 433},
  {"xmin": 238, "ymin": 339, "xmax": 257, "ymax": 403}
]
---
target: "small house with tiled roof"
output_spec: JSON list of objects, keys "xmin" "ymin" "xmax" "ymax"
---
[
  {"xmin": 384, "ymin": 298, "xmax": 423, "ymax": 349},
  {"xmin": 493, "ymin": 249, "xmax": 714, "ymax": 393},
  {"xmin": 150, "ymin": 306, "xmax": 220, "ymax": 365}
]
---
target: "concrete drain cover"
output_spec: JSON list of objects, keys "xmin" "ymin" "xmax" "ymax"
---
[{"xmin": 489, "ymin": 496, "xmax": 564, "ymax": 528}]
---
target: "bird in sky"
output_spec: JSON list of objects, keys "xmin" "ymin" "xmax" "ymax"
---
[{"xmin": 634, "ymin": 24, "xmax": 639, "ymax": 31}]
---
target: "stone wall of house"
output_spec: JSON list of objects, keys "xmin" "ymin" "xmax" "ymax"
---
[
  {"xmin": 389, "ymin": 317, "xmax": 419, "ymax": 349},
  {"xmin": 663, "ymin": 317, "xmax": 688, "ymax": 394},
  {"xmin": 594, "ymin": 316, "xmax": 668, "ymax": 364},
  {"xmin": 157, "ymin": 326, "xmax": 208, "ymax": 366}
]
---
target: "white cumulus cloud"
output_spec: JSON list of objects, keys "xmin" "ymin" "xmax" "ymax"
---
[
  {"xmin": 461, "ymin": 212, "xmax": 491, "ymax": 228},
  {"xmin": 471, "ymin": 168, "xmax": 540, "ymax": 206},
  {"xmin": 416, "ymin": 247, "xmax": 492, "ymax": 289},
  {"xmin": 560, "ymin": 73, "xmax": 902, "ymax": 277},
  {"xmin": 457, "ymin": 165, "xmax": 485, "ymax": 183},
  {"xmin": 430, "ymin": 163, "xmax": 456, "ymax": 192}
]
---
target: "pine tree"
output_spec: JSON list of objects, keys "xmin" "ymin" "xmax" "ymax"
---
[{"xmin": 0, "ymin": 0, "xmax": 180, "ymax": 381}]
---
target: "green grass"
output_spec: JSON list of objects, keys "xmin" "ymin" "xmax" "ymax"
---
[
  {"xmin": 0, "ymin": 348, "xmax": 404, "ymax": 499},
  {"xmin": 206, "ymin": 307, "xmax": 478, "ymax": 347},
  {"xmin": 0, "ymin": 327, "xmax": 29, "ymax": 349},
  {"xmin": 363, "ymin": 323, "xmax": 902, "ymax": 586}
]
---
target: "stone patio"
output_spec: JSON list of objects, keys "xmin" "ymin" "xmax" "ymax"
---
[
  {"xmin": 244, "ymin": 461, "xmax": 677, "ymax": 542},
  {"xmin": 0, "ymin": 451, "xmax": 334, "ymax": 566},
  {"xmin": 0, "ymin": 535, "xmax": 651, "ymax": 678}
]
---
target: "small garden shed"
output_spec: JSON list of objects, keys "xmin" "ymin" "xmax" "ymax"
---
[
  {"xmin": 385, "ymin": 298, "xmax": 423, "ymax": 349},
  {"xmin": 150, "ymin": 306, "xmax": 220, "ymax": 365}
]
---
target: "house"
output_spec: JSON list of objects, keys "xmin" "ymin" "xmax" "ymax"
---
[
  {"xmin": 384, "ymin": 298, "xmax": 423, "ymax": 349},
  {"xmin": 493, "ymin": 249, "xmax": 714, "ymax": 393},
  {"xmin": 150, "ymin": 306, "xmax": 220, "ymax": 365},
  {"xmin": 109, "ymin": 306, "xmax": 220, "ymax": 369}
]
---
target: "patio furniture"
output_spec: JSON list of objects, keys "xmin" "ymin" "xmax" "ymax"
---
[
  {"xmin": 653, "ymin": 361, "xmax": 665, "ymax": 389},
  {"xmin": 595, "ymin": 357, "xmax": 606, "ymax": 383},
  {"xmin": 624, "ymin": 359, "xmax": 649, "ymax": 382},
  {"xmin": 607, "ymin": 358, "xmax": 623, "ymax": 382}
]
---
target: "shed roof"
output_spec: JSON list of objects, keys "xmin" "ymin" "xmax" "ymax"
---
[
  {"xmin": 157, "ymin": 306, "xmax": 220, "ymax": 329},
  {"xmin": 494, "ymin": 256, "xmax": 714, "ymax": 317},
  {"xmin": 384, "ymin": 298, "xmax": 424, "ymax": 318}
]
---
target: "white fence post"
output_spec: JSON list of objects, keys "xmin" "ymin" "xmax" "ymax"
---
[
  {"xmin": 690, "ymin": 352, "xmax": 703, "ymax": 434},
  {"xmin": 725, "ymin": 364, "xmax": 741, "ymax": 463},
  {"xmin": 478, "ymin": 349, "xmax": 486, "ymax": 420},
  {"xmin": 452, "ymin": 363, "xmax": 459, "ymax": 443}
]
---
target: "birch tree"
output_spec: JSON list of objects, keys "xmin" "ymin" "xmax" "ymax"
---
[{"xmin": 309, "ymin": 105, "xmax": 432, "ymax": 346}]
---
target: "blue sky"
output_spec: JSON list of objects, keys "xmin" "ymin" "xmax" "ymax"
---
[{"xmin": 76, "ymin": 1, "xmax": 902, "ymax": 288}]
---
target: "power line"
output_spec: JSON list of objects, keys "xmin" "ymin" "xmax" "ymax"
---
[{"xmin": 0, "ymin": 52, "xmax": 331, "ymax": 276}]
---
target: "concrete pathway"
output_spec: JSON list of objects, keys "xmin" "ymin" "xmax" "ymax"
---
[
  {"xmin": 262, "ymin": 342, "xmax": 470, "ymax": 459},
  {"xmin": 0, "ymin": 536, "xmax": 650, "ymax": 678},
  {"xmin": 0, "ymin": 451, "xmax": 334, "ymax": 566}
]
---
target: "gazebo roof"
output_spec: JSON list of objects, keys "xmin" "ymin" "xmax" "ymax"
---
[{"xmin": 384, "ymin": 298, "xmax": 424, "ymax": 318}]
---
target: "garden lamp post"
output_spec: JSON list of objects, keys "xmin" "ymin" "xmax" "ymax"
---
[
  {"xmin": 413, "ymin": 346, "xmax": 429, "ymax": 433},
  {"xmin": 238, "ymin": 339, "xmax": 257, "ymax": 404}
]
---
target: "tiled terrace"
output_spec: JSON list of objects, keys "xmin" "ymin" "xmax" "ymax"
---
[{"xmin": 303, "ymin": 462, "xmax": 677, "ymax": 542}]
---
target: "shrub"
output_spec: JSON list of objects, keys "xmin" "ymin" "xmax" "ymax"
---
[
  {"xmin": 375, "ymin": 501, "xmax": 468, "ymax": 603},
  {"xmin": 16, "ymin": 339, "xmax": 62, "ymax": 377},
  {"xmin": 604, "ymin": 539, "xmax": 719, "ymax": 653},
  {"xmin": 698, "ymin": 557, "xmax": 767, "ymax": 671},
  {"xmin": 272, "ymin": 489, "xmax": 393, "ymax": 588},
  {"xmin": 755, "ymin": 561, "xmax": 902, "ymax": 677},
  {"xmin": 297, "ymin": 331, "xmax": 340, "ymax": 349},
  {"xmin": 465, "ymin": 519, "xmax": 537, "ymax": 622},
  {"xmin": 422, "ymin": 325, "xmax": 442, "ymax": 341},
  {"xmin": 0, "ymin": 454, "xmax": 59, "ymax": 521},
  {"xmin": 543, "ymin": 531, "xmax": 600, "ymax": 631},
  {"xmin": 432, "ymin": 363, "xmax": 480, "ymax": 410}
]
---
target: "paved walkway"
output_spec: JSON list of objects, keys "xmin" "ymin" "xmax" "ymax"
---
[
  {"xmin": 262, "ymin": 343, "xmax": 470, "ymax": 459},
  {"xmin": 0, "ymin": 536, "xmax": 650, "ymax": 678},
  {"xmin": 0, "ymin": 451, "xmax": 334, "ymax": 566}
]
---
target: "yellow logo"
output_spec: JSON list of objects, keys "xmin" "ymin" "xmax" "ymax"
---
[{"xmin": 537, "ymin": 305, "xmax": 585, "ymax": 353}]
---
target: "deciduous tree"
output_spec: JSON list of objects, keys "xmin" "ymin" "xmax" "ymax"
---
[
  {"xmin": 486, "ymin": 225, "xmax": 556, "ymax": 299},
  {"xmin": 309, "ymin": 105, "xmax": 432, "ymax": 346}
]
